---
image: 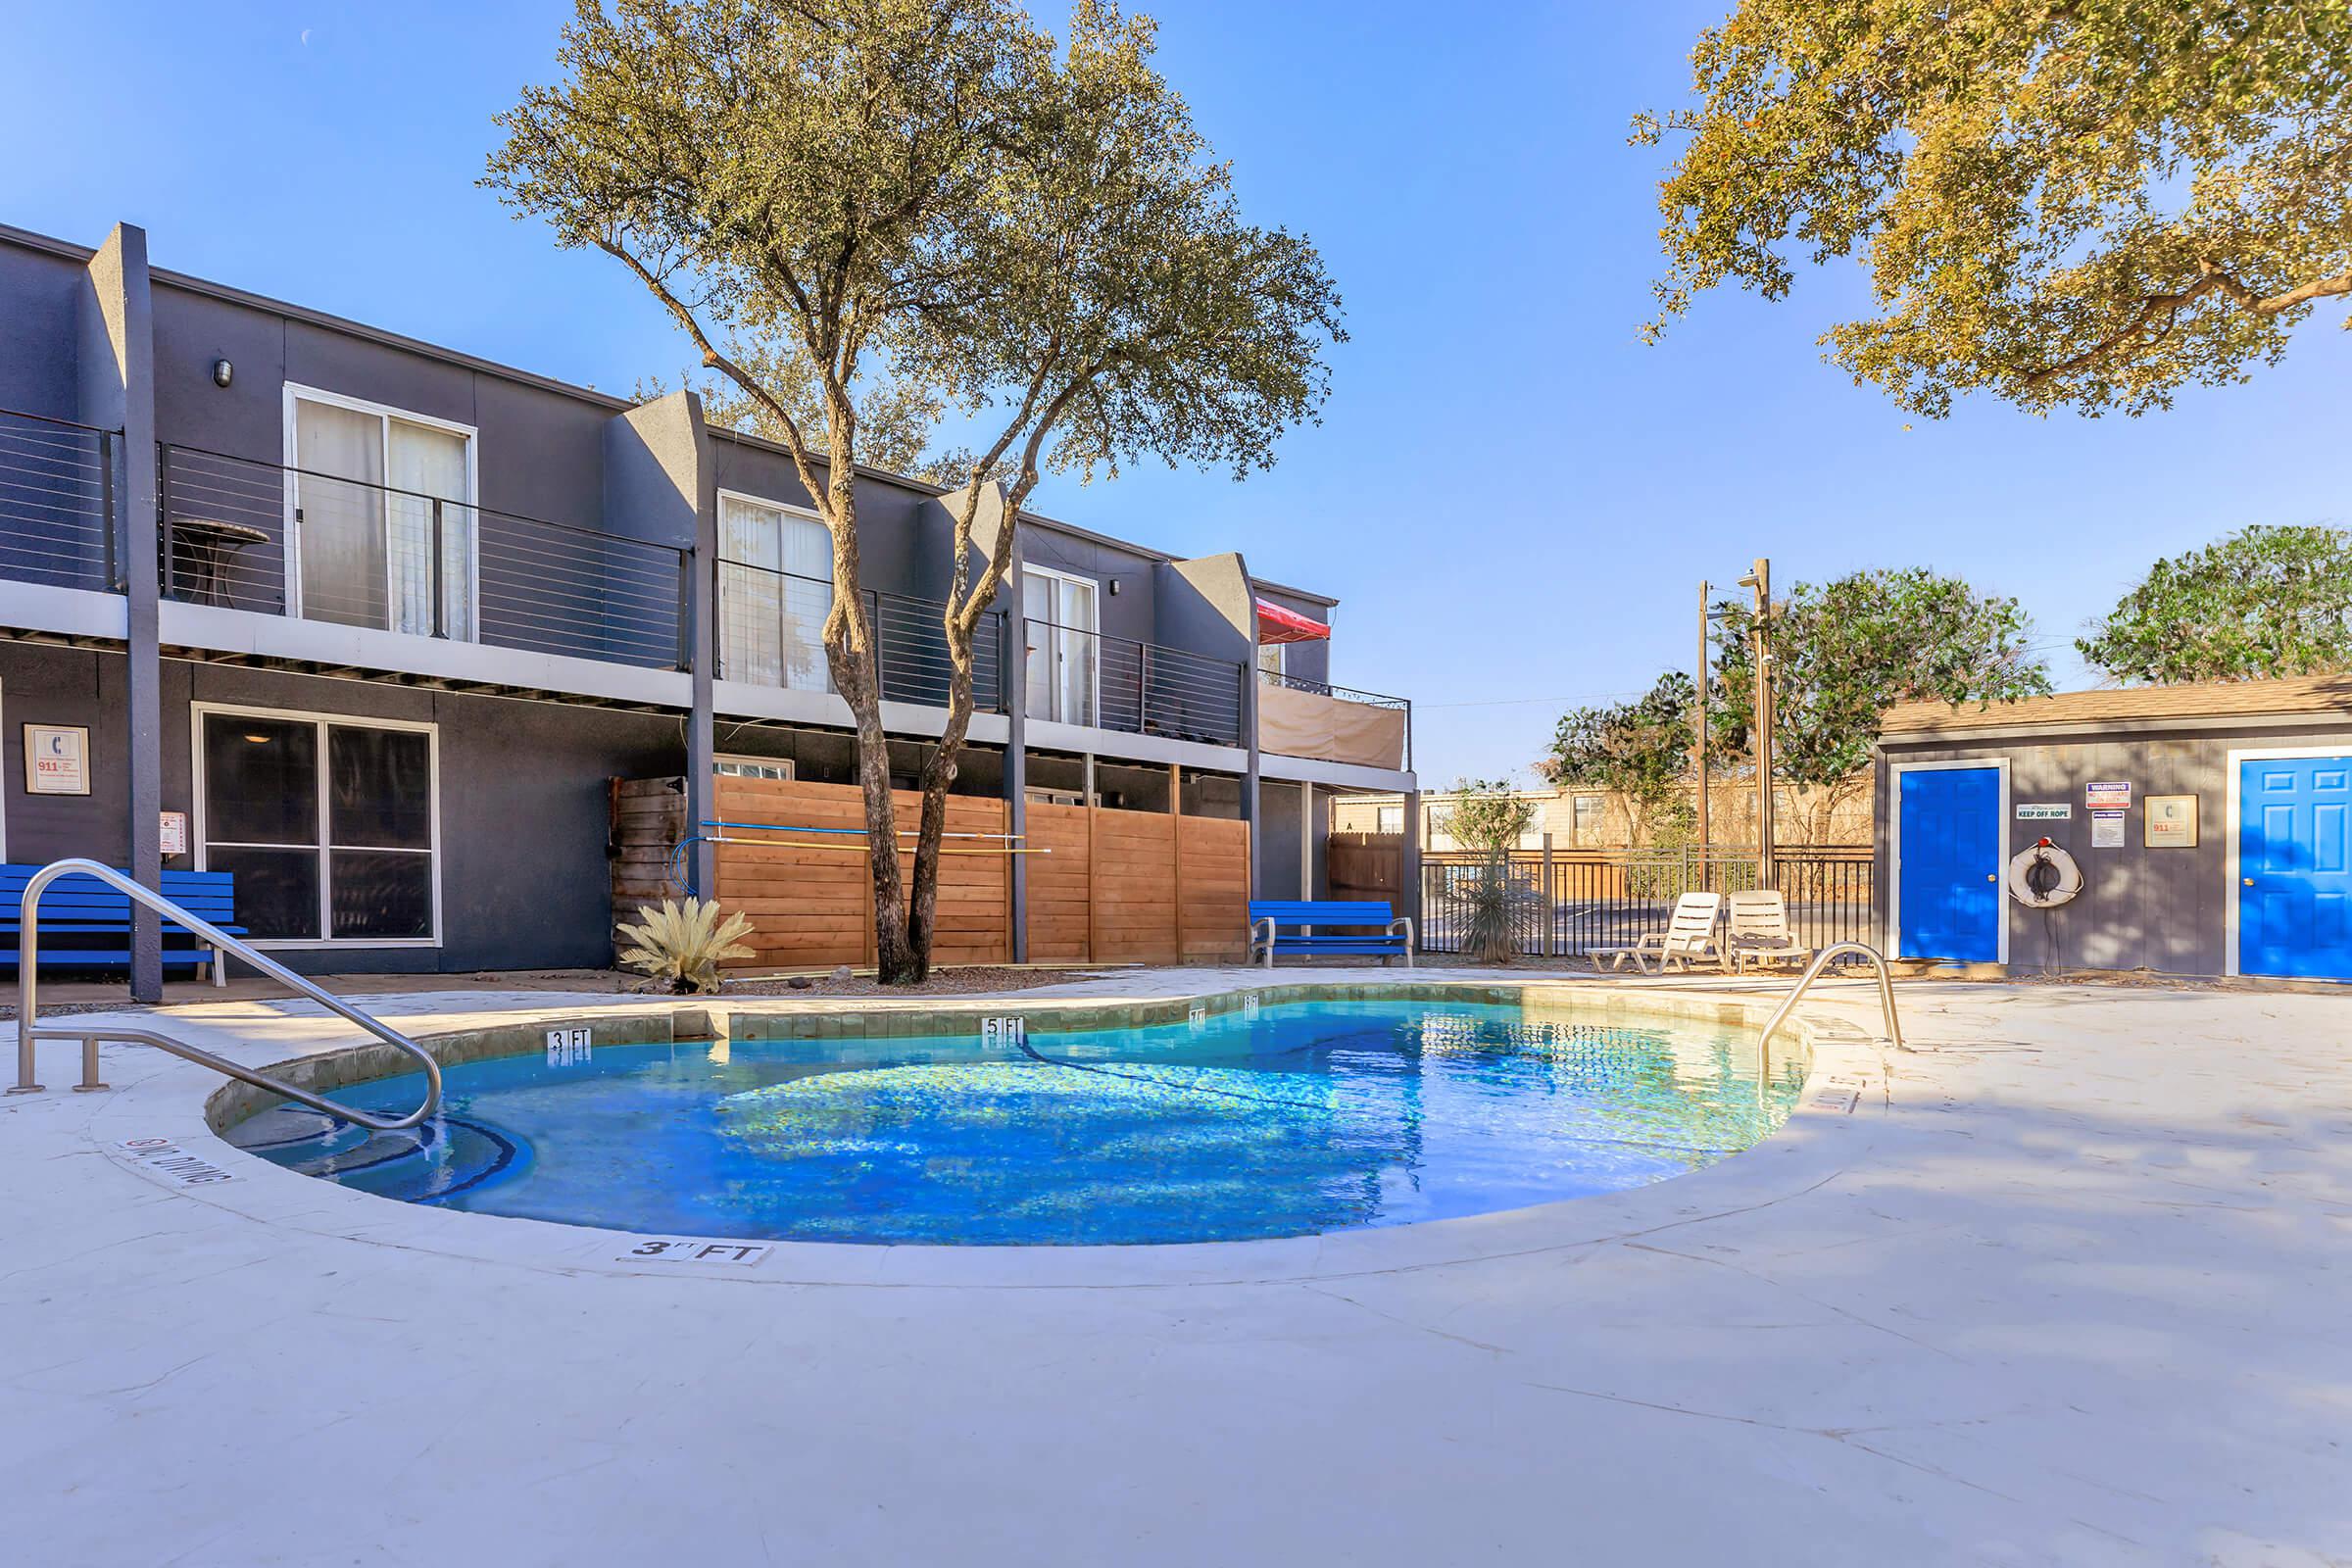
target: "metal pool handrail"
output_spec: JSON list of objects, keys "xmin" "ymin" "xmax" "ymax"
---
[
  {"xmin": 1757, "ymin": 941, "xmax": 1904, "ymax": 1053},
  {"xmin": 9, "ymin": 858, "xmax": 443, "ymax": 1130}
]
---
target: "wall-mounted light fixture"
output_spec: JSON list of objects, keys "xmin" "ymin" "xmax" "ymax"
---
[
  {"xmin": 1107, "ymin": 577, "xmax": 1122, "ymax": 596},
  {"xmin": 212, "ymin": 359, "xmax": 234, "ymax": 388}
]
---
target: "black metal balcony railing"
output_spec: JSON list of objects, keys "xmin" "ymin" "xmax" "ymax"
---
[
  {"xmin": 1025, "ymin": 617, "xmax": 1248, "ymax": 748},
  {"xmin": 0, "ymin": 407, "xmax": 119, "ymax": 594},
  {"xmin": 716, "ymin": 559, "xmax": 1006, "ymax": 712},
  {"xmin": 158, "ymin": 445, "xmax": 690, "ymax": 670}
]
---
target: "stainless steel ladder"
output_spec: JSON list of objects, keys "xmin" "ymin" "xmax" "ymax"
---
[
  {"xmin": 8, "ymin": 858, "xmax": 442, "ymax": 1130},
  {"xmin": 1756, "ymin": 941, "xmax": 1904, "ymax": 1053}
]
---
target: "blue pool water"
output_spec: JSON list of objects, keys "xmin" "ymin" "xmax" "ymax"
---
[{"xmin": 227, "ymin": 999, "xmax": 1804, "ymax": 1246}]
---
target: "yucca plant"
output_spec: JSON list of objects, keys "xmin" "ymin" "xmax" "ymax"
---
[{"xmin": 615, "ymin": 898, "xmax": 756, "ymax": 994}]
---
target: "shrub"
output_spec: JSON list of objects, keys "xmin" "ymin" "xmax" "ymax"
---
[{"xmin": 616, "ymin": 898, "xmax": 756, "ymax": 994}]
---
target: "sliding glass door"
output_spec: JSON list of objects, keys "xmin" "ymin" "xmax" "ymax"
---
[
  {"xmin": 1023, "ymin": 567, "xmax": 1098, "ymax": 725},
  {"xmin": 717, "ymin": 492, "xmax": 833, "ymax": 690},
  {"xmin": 289, "ymin": 390, "xmax": 475, "ymax": 639}
]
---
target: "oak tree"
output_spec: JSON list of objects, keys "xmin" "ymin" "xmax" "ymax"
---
[
  {"xmin": 1637, "ymin": 1, "xmax": 2352, "ymax": 416},
  {"xmin": 489, "ymin": 0, "xmax": 1341, "ymax": 980},
  {"xmin": 2079, "ymin": 524, "xmax": 2352, "ymax": 683}
]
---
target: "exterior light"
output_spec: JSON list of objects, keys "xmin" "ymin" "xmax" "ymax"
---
[{"xmin": 212, "ymin": 359, "xmax": 234, "ymax": 388}]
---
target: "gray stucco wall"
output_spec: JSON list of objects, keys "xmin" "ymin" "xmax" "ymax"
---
[
  {"xmin": 1875, "ymin": 719, "xmax": 2352, "ymax": 975},
  {"xmin": 0, "ymin": 643, "xmax": 687, "ymax": 974}
]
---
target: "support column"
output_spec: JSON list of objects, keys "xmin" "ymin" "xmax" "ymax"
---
[
  {"xmin": 1401, "ymin": 788, "xmax": 1424, "ymax": 949},
  {"xmin": 1004, "ymin": 573, "xmax": 1028, "ymax": 962},
  {"xmin": 79, "ymin": 224, "xmax": 160, "ymax": 1000}
]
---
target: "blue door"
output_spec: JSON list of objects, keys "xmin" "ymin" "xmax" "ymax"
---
[
  {"xmin": 2239, "ymin": 757, "xmax": 2352, "ymax": 978},
  {"xmin": 1898, "ymin": 766, "xmax": 2002, "ymax": 962}
]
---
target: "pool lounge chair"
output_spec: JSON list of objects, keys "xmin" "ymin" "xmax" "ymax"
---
[
  {"xmin": 1725, "ymin": 889, "xmax": 1814, "ymax": 974},
  {"xmin": 1590, "ymin": 892, "xmax": 1724, "ymax": 974}
]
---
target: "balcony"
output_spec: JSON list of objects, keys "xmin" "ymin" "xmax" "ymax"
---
[
  {"xmin": 157, "ymin": 445, "xmax": 690, "ymax": 671},
  {"xmin": 716, "ymin": 559, "xmax": 1006, "ymax": 711},
  {"xmin": 0, "ymin": 406, "xmax": 120, "ymax": 595},
  {"xmin": 1024, "ymin": 618, "xmax": 1248, "ymax": 749},
  {"xmin": 1258, "ymin": 669, "xmax": 1411, "ymax": 771}
]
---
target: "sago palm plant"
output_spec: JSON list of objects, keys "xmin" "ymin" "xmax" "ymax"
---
[{"xmin": 615, "ymin": 898, "xmax": 756, "ymax": 994}]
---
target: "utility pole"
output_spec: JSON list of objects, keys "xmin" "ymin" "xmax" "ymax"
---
[
  {"xmin": 1740, "ymin": 558, "xmax": 1775, "ymax": 889},
  {"xmin": 1693, "ymin": 578, "xmax": 1710, "ymax": 858}
]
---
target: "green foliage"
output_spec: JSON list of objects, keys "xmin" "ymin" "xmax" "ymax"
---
[
  {"xmin": 1442, "ymin": 778, "xmax": 1536, "ymax": 858},
  {"xmin": 1539, "ymin": 673, "xmax": 1696, "ymax": 842},
  {"xmin": 2079, "ymin": 525, "xmax": 2352, "ymax": 684},
  {"xmin": 1714, "ymin": 569, "xmax": 2052, "ymax": 792},
  {"xmin": 634, "ymin": 333, "xmax": 958, "ymax": 481},
  {"xmin": 616, "ymin": 898, "xmax": 756, "ymax": 994},
  {"xmin": 1440, "ymin": 778, "xmax": 1537, "ymax": 965},
  {"xmin": 1637, "ymin": 2, "xmax": 2352, "ymax": 416}
]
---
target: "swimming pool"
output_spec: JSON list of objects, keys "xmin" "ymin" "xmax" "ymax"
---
[{"xmin": 222, "ymin": 993, "xmax": 1806, "ymax": 1246}]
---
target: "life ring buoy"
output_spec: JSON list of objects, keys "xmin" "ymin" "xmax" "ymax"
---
[{"xmin": 2006, "ymin": 838, "xmax": 2082, "ymax": 907}]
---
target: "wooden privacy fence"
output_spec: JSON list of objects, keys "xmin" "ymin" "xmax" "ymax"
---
[{"xmin": 609, "ymin": 775, "xmax": 1250, "ymax": 970}]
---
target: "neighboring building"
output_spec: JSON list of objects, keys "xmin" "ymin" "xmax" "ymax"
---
[
  {"xmin": 0, "ymin": 220, "xmax": 1415, "ymax": 988},
  {"xmin": 1333, "ymin": 779, "xmax": 1871, "ymax": 851},
  {"xmin": 1874, "ymin": 676, "xmax": 2352, "ymax": 979}
]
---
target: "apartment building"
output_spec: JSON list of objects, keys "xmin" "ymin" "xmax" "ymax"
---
[{"xmin": 0, "ymin": 220, "xmax": 1417, "ymax": 993}]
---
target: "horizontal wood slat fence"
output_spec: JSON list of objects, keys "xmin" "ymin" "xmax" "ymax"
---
[{"xmin": 609, "ymin": 775, "xmax": 1250, "ymax": 970}]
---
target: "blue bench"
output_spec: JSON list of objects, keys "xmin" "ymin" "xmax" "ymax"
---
[
  {"xmin": 1248, "ymin": 900, "xmax": 1415, "ymax": 969},
  {"xmin": 0, "ymin": 865, "xmax": 243, "ymax": 985}
]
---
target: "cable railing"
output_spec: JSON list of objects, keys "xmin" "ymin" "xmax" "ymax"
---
[
  {"xmin": 0, "ymin": 406, "xmax": 119, "ymax": 594},
  {"xmin": 715, "ymin": 558, "xmax": 1006, "ymax": 711},
  {"xmin": 10, "ymin": 858, "xmax": 442, "ymax": 1131},
  {"xmin": 1024, "ymin": 617, "xmax": 1248, "ymax": 747},
  {"xmin": 158, "ymin": 444, "xmax": 690, "ymax": 670}
]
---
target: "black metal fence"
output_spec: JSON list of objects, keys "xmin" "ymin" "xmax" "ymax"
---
[
  {"xmin": 159, "ymin": 444, "xmax": 691, "ymax": 669},
  {"xmin": 1418, "ymin": 846, "xmax": 1874, "ymax": 959},
  {"xmin": 0, "ymin": 407, "xmax": 118, "ymax": 594}
]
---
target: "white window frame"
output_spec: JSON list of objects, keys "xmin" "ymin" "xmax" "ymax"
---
[
  {"xmin": 715, "ymin": 487, "xmax": 832, "ymax": 690},
  {"xmin": 2223, "ymin": 745, "xmax": 2352, "ymax": 977},
  {"xmin": 715, "ymin": 755, "xmax": 797, "ymax": 781},
  {"xmin": 1886, "ymin": 757, "xmax": 2009, "ymax": 964},
  {"xmin": 281, "ymin": 382, "xmax": 481, "ymax": 637},
  {"xmin": 1022, "ymin": 564, "xmax": 1102, "ymax": 726},
  {"xmin": 191, "ymin": 701, "xmax": 443, "ymax": 949}
]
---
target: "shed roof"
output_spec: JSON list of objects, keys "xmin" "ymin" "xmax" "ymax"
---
[{"xmin": 1881, "ymin": 674, "xmax": 2352, "ymax": 737}]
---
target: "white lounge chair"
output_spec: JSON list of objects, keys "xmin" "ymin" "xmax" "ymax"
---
[
  {"xmin": 1591, "ymin": 892, "xmax": 1724, "ymax": 974},
  {"xmin": 1726, "ymin": 889, "xmax": 1813, "ymax": 973}
]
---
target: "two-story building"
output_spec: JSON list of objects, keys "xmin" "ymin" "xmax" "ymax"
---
[{"xmin": 0, "ymin": 220, "xmax": 1418, "ymax": 993}]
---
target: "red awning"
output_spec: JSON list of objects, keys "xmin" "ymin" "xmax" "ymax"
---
[{"xmin": 1255, "ymin": 598, "xmax": 1330, "ymax": 645}]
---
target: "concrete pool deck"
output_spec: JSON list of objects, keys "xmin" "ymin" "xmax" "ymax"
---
[{"xmin": 1, "ymin": 970, "xmax": 2345, "ymax": 1565}]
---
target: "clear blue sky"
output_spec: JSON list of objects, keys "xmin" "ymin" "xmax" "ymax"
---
[{"xmin": 6, "ymin": 2, "xmax": 2345, "ymax": 783}]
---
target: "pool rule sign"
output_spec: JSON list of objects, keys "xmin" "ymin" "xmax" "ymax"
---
[{"xmin": 2086, "ymin": 780, "xmax": 2131, "ymax": 849}]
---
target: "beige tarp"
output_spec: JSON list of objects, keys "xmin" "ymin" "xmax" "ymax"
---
[{"xmin": 1258, "ymin": 683, "xmax": 1406, "ymax": 769}]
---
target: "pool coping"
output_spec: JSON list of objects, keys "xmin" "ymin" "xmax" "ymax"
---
[{"xmin": 82, "ymin": 976, "xmax": 1890, "ymax": 1290}]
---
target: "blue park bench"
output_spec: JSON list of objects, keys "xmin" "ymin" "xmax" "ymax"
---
[
  {"xmin": 0, "ymin": 865, "xmax": 243, "ymax": 985},
  {"xmin": 1247, "ymin": 900, "xmax": 1416, "ymax": 969}
]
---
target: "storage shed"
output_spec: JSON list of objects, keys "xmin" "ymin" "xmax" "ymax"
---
[{"xmin": 1873, "ymin": 675, "xmax": 2352, "ymax": 980}]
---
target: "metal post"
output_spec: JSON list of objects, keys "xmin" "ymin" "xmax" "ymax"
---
[
  {"xmin": 1694, "ymin": 577, "xmax": 1709, "ymax": 855},
  {"xmin": 1541, "ymin": 832, "xmax": 1555, "ymax": 958},
  {"xmin": 429, "ymin": 497, "xmax": 447, "ymax": 638},
  {"xmin": 1139, "ymin": 642, "xmax": 1152, "ymax": 733},
  {"xmin": 101, "ymin": 430, "xmax": 119, "ymax": 592},
  {"xmin": 1744, "ymin": 558, "xmax": 1776, "ymax": 890}
]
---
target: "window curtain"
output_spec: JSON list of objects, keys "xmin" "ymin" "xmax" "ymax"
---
[
  {"xmin": 292, "ymin": 399, "xmax": 386, "ymax": 628},
  {"xmin": 720, "ymin": 496, "xmax": 833, "ymax": 691},
  {"xmin": 386, "ymin": 420, "xmax": 471, "ymax": 640}
]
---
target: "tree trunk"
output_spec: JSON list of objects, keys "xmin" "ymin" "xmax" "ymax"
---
[{"xmin": 903, "ymin": 619, "xmax": 980, "ymax": 985}]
